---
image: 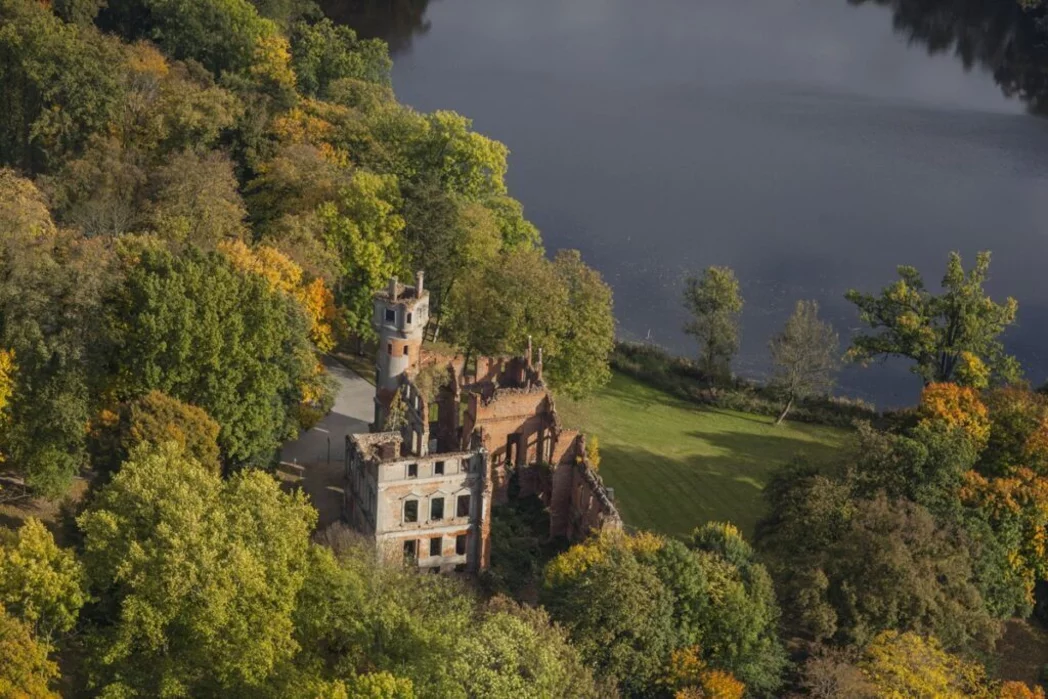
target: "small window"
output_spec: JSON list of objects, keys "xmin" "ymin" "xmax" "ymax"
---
[
  {"xmin": 431, "ymin": 497, "xmax": 444, "ymax": 521},
  {"xmin": 429, "ymin": 537, "xmax": 441, "ymax": 556},
  {"xmin": 455, "ymin": 534, "xmax": 467, "ymax": 556},
  {"xmin": 407, "ymin": 463, "xmax": 418, "ymax": 478},
  {"xmin": 457, "ymin": 494, "xmax": 471, "ymax": 518},
  {"xmin": 385, "ymin": 308, "xmax": 396, "ymax": 322},
  {"xmin": 403, "ymin": 540, "xmax": 417, "ymax": 558},
  {"xmin": 407, "ymin": 312, "xmax": 413, "ymax": 324},
  {"xmin": 435, "ymin": 461, "xmax": 445, "ymax": 476},
  {"xmin": 403, "ymin": 345, "xmax": 409, "ymax": 356},
  {"xmin": 404, "ymin": 500, "xmax": 418, "ymax": 523},
  {"xmin": 387, "ymin": 343, "xmax": 392, "ymax": 355}
]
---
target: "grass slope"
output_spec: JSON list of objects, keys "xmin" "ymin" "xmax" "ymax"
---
[{"xmin": 558, "ymin": 372, "xmax": 851, "ymax": 537}]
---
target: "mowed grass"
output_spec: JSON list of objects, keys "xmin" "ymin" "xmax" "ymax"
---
[{"xmin": 558, "ymin": 373, "xmax": 852, "ymax": 538}]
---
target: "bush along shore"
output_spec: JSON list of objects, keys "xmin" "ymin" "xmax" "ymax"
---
[{"xmin": 612, "ymin": 342, "xmax": 878, "ymax": 428}]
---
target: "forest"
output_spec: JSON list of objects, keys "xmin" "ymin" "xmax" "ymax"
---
[{"xmin": 2, "ymin": 0, "xmax": 1048, "ymax": 698}]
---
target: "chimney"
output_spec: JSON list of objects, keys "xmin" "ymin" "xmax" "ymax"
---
[
  {"xmin": 415, "ymin": 270, "xmax": 425, "ymax": 295},
  {"xmin": 526, "ymin": 335, "xmax": 533, "ymax": 367},
  {"xmin": 388, "ymin": 276, "xmax": 398, "ymax": 301}
]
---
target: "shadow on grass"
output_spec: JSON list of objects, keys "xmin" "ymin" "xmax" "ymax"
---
[{"xmin": 596, "ymin": 375, "xmax": 710, "ymax": 415}]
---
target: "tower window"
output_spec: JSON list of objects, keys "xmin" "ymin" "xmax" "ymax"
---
[
  {"xmin": 407, "ymin": 312, "xmax": 413, "ymax": 324},
  {"xmin": 387, "ymin": 343, "xmax": 392, "ymax": 355},
  {"xmin": 403, "ymin": 346, "xmax": 409, "ymax": 356},
  {"xmin": 385, "ymin": 308, "xmax": 396, "ymax": 322},
  {"xmin": 431, "ymin": 497, "xmax": 444, "ymax": 521}
]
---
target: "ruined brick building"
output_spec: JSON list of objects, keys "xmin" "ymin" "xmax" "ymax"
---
[{"xmin": 344, "ymin": 273, "xmax": 622, "ymax": 573}]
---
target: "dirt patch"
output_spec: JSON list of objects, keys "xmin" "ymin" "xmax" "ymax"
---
[{"xmin": 0, "ymin": 476, "xmax": 90, "ymax": 545}]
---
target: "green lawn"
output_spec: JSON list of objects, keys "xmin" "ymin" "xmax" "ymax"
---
[{"xmin": 558, "ymin": 373, "xmax": 851, "ymax": 538}]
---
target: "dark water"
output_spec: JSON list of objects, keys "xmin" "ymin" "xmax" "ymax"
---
[{"xmin": 324, "ymin": 0, "xmax": 1048, "ymax": 407}]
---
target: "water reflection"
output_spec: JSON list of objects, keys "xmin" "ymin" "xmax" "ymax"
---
[
  {"xmin": 855, "ymin": 0, "xmax": 1048, "ymax": 115},
  {"xmin": 317, "ymin": 0, "xmax": 433, "ymax": 55}
]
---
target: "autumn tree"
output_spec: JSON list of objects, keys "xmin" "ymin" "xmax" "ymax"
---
[
  {"xmin": 0, "ymin": 610, "xmax": 59, "ymax": 699},
  {"xmin": 918, "ymin": 382, "xmax": 991, "ymax": 451},
  {"xmin": 980, "ymin": 386, "xmax": 1048, "ymax": 477},
  {"xmin": 860, "ymin": 631, "xmax": 994, "ymax": 698},
  {"xmin": 104, "ymin": 241, "xmax": 315, "ymax": 467},
  {"xmin": 768, "ymin": 300, "xmax": 839, "ymax": 423},
  {"xmin": 541, "ymin": 534, "xmax": 676, "ymax": 695},
  {"xmin": 0, "ymin": 518, "xmax": 86, "ymax": 642},
  {"xmin": 682, "ymin": 266, "xmax": 743, "ymax": 382},
  {"xmin": 0, "ymin": 0, "xmax": 124, "ymax": 173},
  {"xmin": 845, "ymin": 251, "xmax": 1019, "ymax": 386},
  {"xmin": 77, "ymin": 441, "xmax": 316, "ymax": 696},
  {"xmin": 147, "ymin": 150, "xmax": 249, "ymax": 247},
  {"xmin": 0, "ymin": 171, "xmax": 115, "ymax": 496},
  {"xmin": 90, "ymin": 390, "xmax": 222, "ymax": 476}
]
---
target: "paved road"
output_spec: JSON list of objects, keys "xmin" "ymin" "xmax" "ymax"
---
[{"xmin": 279, "ymin": 356, "xmax": 373, "ymax": 530}]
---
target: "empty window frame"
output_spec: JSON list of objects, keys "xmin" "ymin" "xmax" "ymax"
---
[
  {"xmin": 403, "ymin": 345, "xmax": 409, "ymax": 356},
  {"xmin": 404, "ymin": 500, "xmax": 418, "ymax": 523},
  {"xmin": 385, "ymin": 308, "xmax": 396, "ymax": 323},
  {"xmin": 407, "ymin": 312, "xmax": 413, "ymax": 324},
  {"xmin": 431, "ymin": 497, "xmax": 444, "ymax": 521},
  {"xmin": 455, "ymin": 534, "xmax": 467, "ymax": 556},
  {"xmin": 457, "ymin": 494, "xmax": 471, "ymax": 518},
  {"xmin": 429, "ymin": 537, "xmax": 441, "ymax": 556},
  {"xmin": 403, "ymin": 539, "xmax": 417, "ymax": 558},
  {"xmin": 434, "ymin": 461, "xmax": 445, "ymax": 476},
  {"xmin": 407, "ymin": 463, "xmax": 418, "ymax": 478}
]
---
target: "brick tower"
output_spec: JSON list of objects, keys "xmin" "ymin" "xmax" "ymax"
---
[{"xmin": 372, "ymin": 272, "xmax": 429, "ymax": 430}]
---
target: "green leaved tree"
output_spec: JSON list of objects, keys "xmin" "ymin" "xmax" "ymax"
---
[
  {"xmin": 682, "ymin": 266, "xmax": 744, "ymax": 383},
  {"xmin": 845, "ymin": 251, "xmax": 1019, "ymax": 386},
  {"xmin": 77, "ymin": 441, "xmax": 316, "ymax": 696},
  {"xmin": 768, "ymin": 300, "xmax": 840, "ymax": 424}
]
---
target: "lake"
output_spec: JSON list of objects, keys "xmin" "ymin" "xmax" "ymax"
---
[{"xmin": 323, "ymin": 0, "xmax": 1048, "ymax": 407}]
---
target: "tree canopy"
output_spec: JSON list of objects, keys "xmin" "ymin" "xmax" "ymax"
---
[
  {"xmin": 845, "ymin": 251, "xmax": 1019, "ymax": 387},
  {"xmin": 682, "ymin": 266, "xmax": 743, "ymax": 382}
]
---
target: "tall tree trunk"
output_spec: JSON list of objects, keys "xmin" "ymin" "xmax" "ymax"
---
[{"xmin": 775, "ymin": 396, "xmax": 794, "ymax": 425}]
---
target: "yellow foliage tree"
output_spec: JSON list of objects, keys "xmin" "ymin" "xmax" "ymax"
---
[
  {"xmin": 1000, "ymin": 681, "xmax": 1047, "ymax": 699},
  {"xmin": 219, "ymin": 239, "xmax": 338, "ymax": 352},
  {"xmin": 919, "ymin": 382, "xmax": 991, "ymax": 450},
  {"xmin": 0, "ymin": 610, "xmax": 59, "ymax": 699},
  {"xmin": 960, "ymin": 467, "xmax": 1048, "ymax": 602},
  {"xmin": 860, "ymin": 631, "xmax": 993, "ymax": 699},
  {"xmin": 543, "ymin": 530, "xmax": 665, "ymax": 589},
  {"xmin": 251, "ymin": 34, "xmax": 297, "ymax": 98},
  {"xmin": 662, "ymin": 645, "xmax": 745, "ymax": 699},
  {"xmin": 955, "ymin": 351, "xmax": 991, "ymax": 390},
  {"xmin": 0, "ymin": 349, "xmax": 14, "ymax": 463}
]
